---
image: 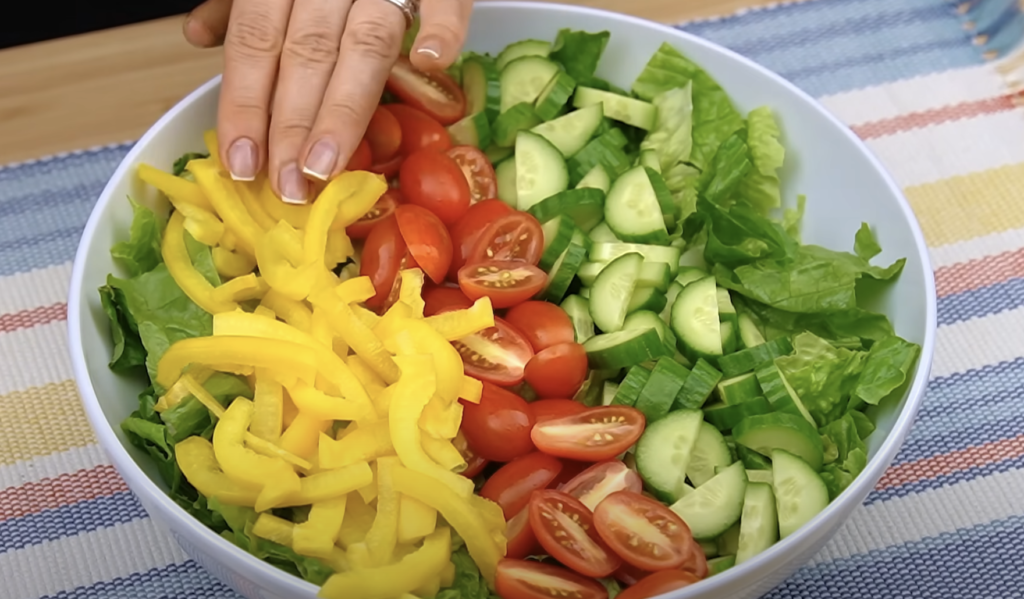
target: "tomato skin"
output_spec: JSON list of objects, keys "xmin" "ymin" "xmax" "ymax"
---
[
  {"xmin": 496, "ymin": 559, "xmax": 609, "ymax": 599},
  {"xmin": 446, "ymin": 146, "xmax": 498, "ymax": 205},
  {"xmin": 422, "ymin": 285, "xmax": 473, "ymax": 317},
  {"xmin": 399, "ymin": 150, "xmax": 472, "ymax": 226},
  {"xmin": 615, "ymin": 570, "xmax": 701, "ymax": 599},
  {"xmin": 368, "ymin": 154, "xmax": 404, "ymax": 179},
  {"xmin": 524, "ymin": 342, "xmax": 589, "ymax": 399},
  {"xmin": 366, "ymin": 105, "xmax": 402, "ymax": 163},
  {"xmin": 550, "ymin": 459, "xmax": 591, "ymax": 490},
  {"xmin": 503, "ymin": 301, "xmax": 577, "ymax": 352},
  {"xmin": 450, "ymin": 315, "xmax": 534, "ymax": 386},
  {"xmin": 504, "ymin": 508, "xmax": 541, "ymax": 560},
  {"xmin": 594, "ymin": 491, "xmax": 694, "ymax": 572},
  {"xmin": 394, "ymin": 204, "xmax": 453, "ymax": 284},
  {"xmin": 346, "ymin": 189, "xmax": 401, "ymax": 239},
  {"xmin": 466, "ymin": 213, "xmax": 544, "ymax": 266},
  {"xmin": 530, "ymin": 399, "xmax": 588, "ymax": 423},
  {"xmin": 529, "ymin": 490, "xmax": 621, "ymax": 578},
  {"xmin": 683, "ymin": 538, "xmax": 709, "ymax": 580},
  {"xmin": 448, "ymin": 199, "xmax": 514, "ymax": 280},
  {"xmin": 459, "ymin": 261, "xmax": 548, "ymax": 309},
  {"xmin": 459, "ymin": 382, "xmax": 536, "ymax": 462},
  {"xmin": 560, "ymin": 461, "xmax": 643, "ymax": 512},
  {"xmin": 532, "ymin": 406, "xmax": 647, "ymax": 462},
  {"xmin": 453, "ymin": 430, "xmax": 489, "ymax": 479},
  {"xmin": 387, "ymin": 56, "xmax": 466, "ymax": 125},
  {"xmin": 345, "ymin": 138, "xmax": 373, "ymax": 171},
  {"xmin": 480, "ymin": 452, "xmax": 563, "ymax": 519},
  {"xmin": 387, "ymin": 104, "xmax": 452, "ymax": 155},
  {"xmin": 359, "ymin": 215, "xmax": 407, "ymax": 310}
]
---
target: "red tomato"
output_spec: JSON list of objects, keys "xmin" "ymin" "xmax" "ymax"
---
[
  {"xmin": 532, "ymin": 406, "xmax": 646, "ymax": 462},
  {"xmin": 359, "ymin": 215, "xmax": 407, "ymax": 310},
  {"xmin": 551, "ymin": 459, "xmax": 591, "ymax": 490},
  {"xmin": 524, "ymin": 342, "xmax": 589, "ymax": 399},
  {"xmin": 495, "ymin": 559, "xmax": 609, "ymax": 599},
  {"xmin": 394, "ymin": 204, "xmax": 453, "ymax": 284},
  {"xmin": 447, "ymin": 146, "xmax": 498, "ymax": 204},
  {"xmin": 504, "ymin": 507, "xmax": 540, "ymax": 560},
  {"xmin": 529, "ymin": 490, "xmax": 621, "ymax": 578},
  {"xmin": 368, "ymin": 154, "xmax": 404, "ymax": 179},
  {"xmin": 594, "ymin": 491, "xmax": 694, "ymax": 572},
  {"xmin": 504, "ymin": 301, "xmax": 577, "ymax": 352},
  {"xmin": 480, "ymin": 452, "xmax": 563, "ymax": 519},
  {"xmin": 366, "ymin": 105, "xmax": 402, "ymax": 163},
  {"xmin": 683, "ymin": 538, "xmax": 709, "ymax": 580},
  {"xmin": 422, "ymin": 285, "xmax": 473, "ymax": 317},
  {"xmin": 615, "ymin": 570, "xmax": 701, "ymax": 599},
  {"xmin": 387, "ymin": 104, "xmax": 451, "ymax": 155},
  {"xmin": 448, "ymin": 199, "xmax": 514, "ymax": 280},
  {"xmin": 467, "ymin": 213, "xmax": 544, "ymax": 266},
  {"xmin": 459, "ymin": 261, "xmax": 548, "ymax": 309},
  {"xmin": 453, "ymin": 430, "xmax": 489, "ymax": 479},
  {"xmin": 345, "ymin": 138, "xmax": 373, "ymax": 171},
  {"xmin": 560, "ymin": 461, "xmax": 643, "ymax": 512},
  {"xmin": 399, "ymin": 150, "xmax": 472, "ymax": 226},
  {"xmin": 449, "ymin": 315, "xmax": 534, "ymax": 386},
  {"xmin": 459, "ymin": 382, "xmax": 535, "ymax": 462},
  {"xmin": 346, "ymin": 189, "xmax": 401, "ymax": 239},
  {"xmin": 614, "ymin": 561, "xmax": 652, "ymax": 586},
  {"xmin": 530, "ymin": 399, "xmax": 588, "ymax": 423},
  {"xmin": 386, "ymin": 56, "xmax": 466, "ymax": 125}
]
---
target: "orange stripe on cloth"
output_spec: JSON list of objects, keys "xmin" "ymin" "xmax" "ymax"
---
[
  {"xmin": 852, "ymin": 93, "xmax": 1024, "ymax": 139},
  {"xmin": 0, "ymin": 380, "xmax": 96, "ymax": 466},
  {"xmin": 0, "ymin": 464, "xmax": 127, "ymax": 522},
  {"xmin": 877, "ymin": 435, "xmax": 1024, "ymax": 490},
  {"xmin": 936, "ymin": 245, "xmax": 1024, "ymax": 297}
]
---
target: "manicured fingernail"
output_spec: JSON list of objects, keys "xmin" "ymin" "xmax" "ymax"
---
[
  {"xmin": 279, "ymin": 162, "xmax": 308, "ymax": 204},
  {"xmin": 416, "ymin": 37, "xmax": 443, "ymax": 61},
  {"xmin": 226, "ymin": 138, "xmax": 257, "ymax": 181},
  {"xmin": 302, "ymin": 139, "xmax": 338, "ymax": 181}
]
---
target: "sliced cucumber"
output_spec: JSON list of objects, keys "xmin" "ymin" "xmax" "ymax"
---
[
  {"xmin": 622, "ymin": 310, "xmax": 671, "ymax": 350},
  {"xmin": 485, "ymin": 144, "xmax": 514, "ymax": 165},
  {"xmin": 500, "ymin": 56, "xmax": 561, "ymax": 113},
  {"xmin": 493, "ymin": 102, "xmax": 541, "ymax": 147},
  {"xmin": 567, "ymin": 128, "xmax": 632, "ymax": 185},
  {"xmin": 634, "ymin": 358, "xmax": 690, "ymax": 422},
  {"xmin": 737, "ymin": 444, "xmax": 773, "ymax": 471},
  {"xmin": 527, "ymin": 188, "xmax": 605, "ymax": 232},
  {"xmin": 756, "ymin": 364, "xmax": 816, "ymax": 426},
  {"xmin": 561, "ymin": 294, "xmax": 595, "ymax": 343},
  {"xmin": 590, "ymin": 243, "xmax": 681, "ymax": 275},
  {"xmin": 587, "ymin": 221, "xmax": 618, "ymax": 244},
  {"xmin": 576, "ymin": 163, "xmax": 612, "ymax": 193},
  {"xmin": 638, "ymin": 149, "xmax": 661, "ymax": 173},
  {"xmin": 461, "ymin": 55, "xmax": 501, "ymax": 120},
  {"xmin": 707, "ymin": 555, "xmax": 736, "ymax": 576},
  {"xmin": 717, "ymin": 523, "xmax": 740, "ymax": 556},
  {"xmin": 718, "ymin": 337, "xmax": 794, "ymax": 378},
  {"xmin": 573, "ymin": 86, "xmax": 657, "ymax": 130},
  {"xmin": 627, "ymin": 287, "xmax": 667, "ymax": 315},
  {"xmin": 612, "ymin": 364, "xmax": 653, "ymax": 407},
  {"xmin": 716, "ymin": 373, "xmax": 763, "ymax": 406},
  {"xmin": 687, "ymin": 422, "xmax": 733, "ymax": 487},
  {"xmin": 601, "ymin": 381, "xmax": 620, "ymax": 406},
  {"xmin": 702, "ymin": 397, "xmax": 773, "ymax": 432},
  {"xmin": 678, "ymin": 245, "xmax": 708, "ymax": 271},
  {"xmin": 496, "ymin": 39, "xmax": 552, "ymax": 70},
  {"xmin": 494, "ymin": 158, "xmax": 518, "ymax": 208},
  {"xmin": 530, "ymin": 104, "xmax": 604, "ymax": 158},
  {"xmin": 578, "ymin": 260, "xmax": 670, "ymax": 291},
  {"xmin": 772, "ymin": 449, "xmax": 829, "ymax": 538},
  {"xmin": 673, "ymin": 358, "xmax": 722, "ymax": 411},
  {"xmin": 635, "ymin": 409, "xmax": 703, "ymax": 502},
  {"xmin": 447, "ymin": 111, "xmax": 491, "ymax": 148},
  {"xmin": 604, "ymin": 165, "xmax": 670, "ymax": 245},
  {"xmin": 738, "ymin": 311, "xmax": 767, "ymax": 349},
  {"xmin": 541, "ymin": 238, "xmax": 587, "ymax": 303},
  {"xmin": 747, "ymin": 469, "xmax": 774, "ymax": 484},
  {"xmin": 675, "ymin": 267, "xmax": 707, "ymax": 288},
  {"xmin": 534, "ymin": 70, "xmax": 577, "ymax": 121},
  {"xmin": 735, "ymin": 482, "xmax": 779, "ymax": 564},
  {"xmin": 584, "ymin": 327, "xmax": 669, "ymax": 370},
  {"xmin": 699, "ymin": 540, "xmax": 719, "ymax": 559},
  {"xmin": 670, "ymin": 461, "xmax": 748, "ymax": 540},
  {"xmin": 645, "ymin": 167, "xmax": 678, "ymax": 229},
  {"xmin": 671, "ymin": 276, "xmax": 723, "ymax": 363},
  {"xmin": 515, "ymin": 131, "xmax": 569, "ymax": 211},
  {"xmin": 589, "ymin": 252, "xmax": 643, "ymax": 333},
  {"xmin": 539, "ymin": 216, "xmax": 576, "ymax": 271},
  {"xmin": 733, "ymin": 413, "xmax": 824, "ymax": 471}
]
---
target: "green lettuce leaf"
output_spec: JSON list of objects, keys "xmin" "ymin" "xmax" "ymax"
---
[
  {"xmin": 641, "ymin": 83, "xmax": 694, "ymax": 170},
  {"xmin": 775, "ymin": 332, "xmax": 867, "ymax": 426},
  {"xmin": 736, "ymin": 297, "xmax": 895, "ymax": 346},
  {"xmin": 98, "ymin": 284, "xmax": 147, "ymax": 372},
  {"xmin": 159, "ymin": 373, "xmax": 252, "ymax": 443},
  {"xmin": 121, "ymin": 416, "xmax": 184, "ymax": 494},
  {"xmin": 853, "ymin": 335, "xmax": 921, "ymax": 405},
  {"xmin": 632, "ymin": 42, "xmax": 745, "ymax": 169},
  {"xmin": 111, "ymin": 198, "xmax": 163, "ymax": 277},
  {"xmin": 849, "ymin": 409, "xmax": 877, "ymax": 439},
  {"xmin": 734, "ymin": 106, "xmax": 785, "ymax": 214},
  {"xmin": 819, "ymin": 413, "xmax": 869, "ymax": 499},
  {"xmin": 600, "ymin": 578, "xmax": 623, "ymax": 598},
  {"xmin": 698, "ymin": 130, "xmax": 752, "ymax": 205},
  {"xmin": 432, "ymin": 536, "xmax": 494, "ymax": 599},
  {"xmin": 854, "ymin": 223, "xmax": 882, "ymax": 261},
  {"xmin": 783, "ymin": 194, "xmax": 806, "ymax": 241},
  {"xmin": 172, "ymin": 152, "xmax": 209, "ymax": 177},
  {"xmin": 550, "ymin": 29, "xmax": 611, "ymax": 81},
  {"xmin": 697, "ymin": 199, "xmax": 797, "ymax": 268}
]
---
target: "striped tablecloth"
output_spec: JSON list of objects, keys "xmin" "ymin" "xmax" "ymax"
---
[{"xmin": 3, "ymin": 0, "xmax": 1024, "ymax": 597}]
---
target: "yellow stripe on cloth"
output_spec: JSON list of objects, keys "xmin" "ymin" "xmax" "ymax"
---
[{"xmin": 0, "ymin": 380, "xmax": 96, "ymax": 465}]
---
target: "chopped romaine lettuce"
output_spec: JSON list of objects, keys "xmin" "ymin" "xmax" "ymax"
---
[
  {"xmin": 854, "ymin": 222, "xmax": 883, "ymax": 261},
  {"xmin": 698, "ymin": 130, "xmax": 752, "ymax": 205},
  {"xmin": 735, "ymin": 106, "xmax": 785, "ymax": 213},
  {"xmin": 853, "ymin": 335, "xmax": 921, "ymax": 405},
  {"xmin": 776, "ymin": 332, "xmax": 867, "ymax": 426},
  {"xmin": 818, "ymin": 413, "xmax": 869, "ymax": 499},
  {"xmin": 641, "ymin": 83, "xmax": 694, "ymax": 170},
  {"xmin": 550, "ymin": 29, "xmax": 611, "ymax": 81},
  {"xmin": 99, "ymin": 283, "xmax": 147, "ymax": 372},
  {"xmin": 111, "ymin": 198, "xmax": 164, "ymax": 277}
]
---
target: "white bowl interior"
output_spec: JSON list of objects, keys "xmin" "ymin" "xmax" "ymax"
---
[{"xmin": 68, "ymin": 3, "xmax": 936, "ymax": 599}]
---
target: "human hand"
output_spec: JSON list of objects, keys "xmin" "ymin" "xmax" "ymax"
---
[{"xmin": 183, "ymin": 0, "xmax": 473, "ymax": 203}]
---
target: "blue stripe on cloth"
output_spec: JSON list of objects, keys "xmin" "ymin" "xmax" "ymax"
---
[
  {"xmin": 937, "ymin": 276, "xmax": 1024, "ymax": 327},
  {"xmin": 0, "ymin": 491, "xmax": 147, "ymax": 554},
  {"xmin": 764, "ymin": 514, "xmax": 1024, "ymax": 599},
  {"xmin": 866, "ymin": 450, "xmax": 1024, "ymax": 505},
  {"xmin": 38, "ymin": 561, "xmax": 236, "ymax": 599}
]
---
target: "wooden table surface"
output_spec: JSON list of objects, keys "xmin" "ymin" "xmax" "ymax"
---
[{"xmin": 0, "ymin": 0, "xmax": 776, "ymax": 165}]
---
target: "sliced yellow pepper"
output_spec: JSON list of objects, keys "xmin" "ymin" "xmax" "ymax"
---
[
  {"xmin": 397, "ymin": 495, "xmax": 438, "ymax": 544},
  {"xmin": 179, "ymin": 373, "xmax": 226, "ymax": 418},
  {"xmin": 157, "ymin": 336, "xmax": 318, "ymax": 390},
  {"xmin": 237, "ymin": 179, "xmax": 277, "ymax": 231},
  {"xmin": 337, "ymin": 492, "xmax": 376, "ymax": 549},
  {"xmin": 203, "ymin": 129, "xmax": 221, "ymax": 166},
  {"xmin": 155, "ymin": 366, "xmax": 212, "ymax": 412},
  {"xmin": 347, "ymin": 355, "xmax": 386, "ymax": 400},
  {"xmin": 280, "ymin": 412, "xmax": 331, "ymax": 460},
  {"xmin": 278, "ymin": 461, "xmax": 373, "ymax": 507},
  {"xmin": 177, "ymin": 201, "xmax": 225, "ymax": 247},
  {"xmin": 250, "ymin": 373, "xmax": 283, "ymax": 444},
  {"xmin": 319, "ymin": 526, "xmax": 452, "ymax": 599},
  {"xmin": 356, "ymin": 462, "xmax": 378, "ymax": 504},
  {"xmin": 470, "ymin": 494, "xmax": 509, "ymax": 545},
  {"xmin": 398, "ymin": 269, "xmax": 426, "ymax": 317},
  {"xmin": 419, "ymin": 395, "xmax": 463, "ymax": 441},
  {"xmin": 372, "ymin": 301, "xmax": 413, "ymax": 344},
  {"xmin": 260, "ymin": 289, "xmax": 313, "ymax": 333},
  {"xmin": 259, "ymin": 179, "xmax": 310, "ymax": 229},
  {"xmin": 212, "ymin": 246, "xmax": 257, "ymax": 280},
  {"xmin": 440, "ymin": 561, "xmax": 456, "ymax": 587},
  {"xmin": 176, "ymin": 436, "xmax": 259, "ymax": 507},
  {"xmin": 309, "ymin": 307, "xmax": 334, "ymax": 350},
  {"xmin": 370, "ymin": 384, "xmax": 394, "ymax": 418},
  {"xmin": 324, "ymin": 170, "xmax": 389, "ymax": 231},
  {"xmin": 252, "ymin": 305, "xmax": 277, "ymax": 320},
  {"xmin": 163, "ymin": 211, "xmax": 238, "ymax": 314},
  {"xmin": 211, "ymin": 274, "xmax": 268, "ymax": 304},
  {"xmin": 335, "ymin": 276, "xmax": 377, "ymax": 305},
  {"xmin": 252, "ymin": 513, "xmax": 294, "ymax": 547},
  {"xmin": 257, "ymin": 221, "xmax": 320, "ymax": 301},
  {"xmin": 364, "ymin": 456, "xmax": 400, "ymax": 566},
  {"xmin": 293, "ymin": 495, "xmax": 348, "ymax": 559},
  {"xmin": 413, "ymin": 576, "xmax": 442, "ymax": 599},
  {"xmin": 423, "ymin": 297, "xmax": 495, "ymax": 341},
  {"xmin": 351, "ymin": 304, "xmax": 382, "ymax": 329},
  {"xmin": 346, "ymin": 542, "xmax": 373, "ymax": 570},
  {"xmin": 289, "ymin": 381, "xmax": 375, "ymax": 423},
  {"xmin": 420, "ymin": 435, "xmax": 467, "ymax": 473},
  {"xmin": 325, "ymin": 229, "xmax": 354, "ymax": 269},
  {"xmin": 314, "ymin": 296, "xmax": 400, "ymax": 384},
  {"xmin": 391, "ymin": 320, "xmax": 464, "ymax": 403},
  {"xmin": 138, "ymin": 163, "xmax": 215, "ymax": 212},
  {"xmin": 460, "ymin": 375, "xmax": 483, "ymax": 404},
  {"xmin": 189, "ymin": 159, "xmax": 263, "ymax": 254},
  {"xmin": 322, "ymin": 547, "xmax": 351, "ymax": 573},
  {"xmin": 319, "ymin": 420, "xmax": 394, "ymax": 470}
]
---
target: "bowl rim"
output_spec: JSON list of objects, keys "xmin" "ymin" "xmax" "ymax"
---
[{"xmin": 67, "ymin": 2, "xmax": 938, "ymax": 597}]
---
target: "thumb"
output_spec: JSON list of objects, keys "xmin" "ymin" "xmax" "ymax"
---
[
  {"xmin": 183, "ymin": 0, "xmax": 234, "ymax": 49},
  {"xmin": 408, "ymin": 0, "xmax": 474, "ymax": 71}
]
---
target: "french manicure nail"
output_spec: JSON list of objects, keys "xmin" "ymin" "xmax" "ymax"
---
[
  {"xmin": 279, "ymin": 163, "xmax": 309, "ymax": 205},
  {"xmin": 226, "ymin": 138, "xmax": 258, "ymax": 181},
  {"xmin": 416, "ymin": 37, "xmax": 443, "ymax": 61},
  {"xmin": 302, "ymin": 139, "xmax": 338, "ymax": 181}
]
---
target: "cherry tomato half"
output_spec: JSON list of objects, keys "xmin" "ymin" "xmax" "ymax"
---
[
  {"xmin": 449, "ymin": 199, "xmax": 514, "ymax": 280},
  {"xmin": 387, "ymin": 104, "xmax": 451, "ymax": 156},
  {"xmin": 495, "ymin": 559, "xmax": 609, "ymax": 599},
  {"xmin": 560, "ymin": 461, "xmax": 643, "ymax": 512},
  {"xmin": 594, "ymin": 491, "xmax": 694, "ymax": 572},
  {"xmin": 550, "ymin": 459, "xmax": 592, "ymax": 490},
  {"xmin": 459, "ymin": 382, "xmax": 535, "ymax": 463},
  {"xmin": 447, "ymin": 146, "xmax": 498, "ymax": 205},
  {"xmin": 369, "ymin": 153, "xmax": 404, "ymax": 179},
  {"xmin": 524, "ymin": 342, "xmax": 589, "ymax": 399},
  {"xmin": 504, "ymin": 508, "xmax": 541, "ymax": 560},
  {"xmin": 467, "ymin": 213, "xmax": 544, "ymax": 266},
  {"xmin": 394, "ymin": 204, "xmax": 453, "ymax": 284},
  {"xmin": 683, "ymin": 537, "xmax": 709, "ymax": 580},
  {"xmin": 530, "ymin": 399, "xmax": 588, "ymax": 423},
  {"xmin": 399, "ymin": 149, "xmax": 472, "ymax": 226},
  {"xmin": 422, "ymin": 284, "xmax": 473, "ymax": 317},
  {"xmin": 346, "ymin": 188, "xmax": 401, "ymax": 239},
  {"xmin": 480, "ymin": 452, "xmax": 563, "ymax": 519},
  {"xmin": 532, "ymin": 406, "xmax": 646, "ymax": 462},
  {"xmin": 504, "ymin": 301, "xmax": 577, "ymax": 352},
  {"xmin": 360, "ymin": 214, "xmax": 407, "ymax": 310},
  {"xmin": 449, "ymin": 315, "xmax": 534, "ymax": 386},
  {"xmin": 615, "ymin": 570, "xmax": 701, "ymax": 599},
  {"xmin": 345, "ymin": 138, "xmax": 373, "ymax": 171},
  {"xmin": 366, "ymin": 105, "xmax": 402, "ymax": 163},
  {"xmin": 529, "ymin": 489, "xmax": 621, "ymax": 578},
  {"xmin": 459, "ymin": 261, "xmax": 548, "ymax": 309},
  {"xmin": 386, "ymin": 56, "xmax": 466, "ymax": 125},
  {"xmin": 453, "ymin": 430, "xmax": 489, "ymax": 479}
]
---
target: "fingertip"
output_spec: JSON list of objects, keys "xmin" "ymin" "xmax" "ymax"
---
[
  {"xmin": 410, "ymin": 35, "xmax": 453, "ymax": 71},
  {"xmin": 183, "ymin": 15, "xmax": 217, "ymax": 49}
]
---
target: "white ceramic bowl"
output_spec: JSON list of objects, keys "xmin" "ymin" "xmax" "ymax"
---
[{"xmin": 68, "ymin": 3, "xmax": 937, "ymax": 598}]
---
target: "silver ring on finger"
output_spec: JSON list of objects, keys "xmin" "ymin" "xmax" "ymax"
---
[{"xmin": 376, "ymin": 0, "xmax": 421, "ymax": 30}]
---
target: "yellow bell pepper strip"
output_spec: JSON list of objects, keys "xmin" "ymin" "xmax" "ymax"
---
[
  {"xmin": 282, "ymin": 390, "xmax": 299, "ymax": 429},
  {"xmin": 176, "ymin": 436, "xmax": 259, "ymax": 507},
  {"xmin": 420, "ymin": 434, "xmax": 467, "ymax": 473},
  {"xmin": 309, "ymin": 307, "xmax": 335, "ymax": 351},
  {"xmin": 364, "ymin": 456, "xmax": 400, "ymax": 566},
  {"xmin": 398, "ymin": 269, "xmax": 426, "ymax": 317},
  {"xmin": 440, "ymin": 560, "xmax": 456, "ymax": 587},
  {"xmin": 423, "ymin": 297, "xmax": 495, "ymax": 341},
  {"xmin": 259, "ymin": 179, "xmax": 310, "ymax": 228},
  {"xmin": 337, "ymin": 493, "xmax": 376, "ymax": 549},
  {"xmin": 179, "ymin": 204, "xmax": 225, "ymax": 247},
  {"xmin": 335, "ymin": 276, "xmax": 377, "ymax": 305},
  {"xmin": 356, "ymin": 462, "xmax": 378, "ymax": 504},
  {"xmin": 155, "ymin": 367, "xmax": 213, "ymax": 412},
  {"xmin": 157, "ymin": 336, "xmax": 318, "ymax": 391},
  {"xmin": 203, "ymin": 129, "xmax": 221, "ymax": 166},
  {"xmin": 138, "ymin": 163, "xmax": 215, "ymax": 212},
  {"xmin": 245, "ymin": 433, "xmax": 313, "ymax": 471},
  {"xmin": 460, "ymin": 375, "xmax": 483, "ymax": 404},
  {"xmin": 347, "ymin": 355, "xmax": 385, "ymax": 400},
  {"xmin": 260, "ymin": 289, "xmax": 313, "ymax": 332},
  {"xmin": 211, "ymin": 274, "xmax": 268, "ymax": 304},
  {"xmin": 391, "ymin": 466, "xmax": 502, "ymax": 584},
  {"xmin": 314, "ymin": 296, "xmax": 400, "ymax": 384},
  {"xmin": 189, "ymin": 159, "xmax": 263, "ymax": 254},
  {"xmin": 397, "ymin": 495, "xmax": 438, "ymax": 544},
  {"xmin": 372, "ymin": 301, "xmax": 414, "ymax": 344},
  {"xmin": 345, "ymin": 542, "xmax": 373, "ymax": 570},
  {"xmin": 252, "ymin": 306, "xmax": 277, "ymax": 320},
  {"xmin": 390, "ymin": 320, "xmax": 464, "ymax": 403},
  {"xmin": 370, "ymin": 384, "xmax": 394, "ymax": 417},
  {"xmin": 257, "ymin": 222, "xmax": 320, "ymax": 302},
  {"xmin": 322, "ymin": 547, "xmax": 351, "ymax": 573},
  {"xmin": 252, "ymin": 513, "xmax": 295, "ymax": 547},
  {"xmin": 470, "ymin": 494, "xmax": 509, "ymax": 541},
  {"xmin": 319, "ymin": 526, "xmax": 451, "ymax": 599},
  {"xmin": 349, "ymin": 304, "xmax": 382, "ymax": 328},
  {"xmin": 163, "ymin": 212, "xmax": 239, "ymax": 315},
  {"xmin": 325, "ymin": 230, "xmax": 354, "ymax": 269},
  {"xmin": 179, "ymin": 373, "xmax": 227, "ymax": 418},
  {"xmin": 236, "ymin": 179, "xmax": 277, "ymax": 231},
  {"xmin": 319, "ymin": 420, "xmax": 395, "ymax": 470},
  {"xmin": 289, "ymin": 381, "xmax": 375, "ymax": 423},
  {"xmin": 413, "ymin": 575, "xmax": 442, "ymax": 599},
  {"xmin": 250, "ymin": 373, "xmax": 283, "ymax": 444},
  {"xmin": 419, "ymin": 395, "xmax": 464, "ymax": 440},
  {"xmin": 390, "ymin": 355, "xmax": 475, "ymax": 497},
  {"xmin": 212, "ymin": 246, "xmax": 257, "ymax": 280},
  {"xmin": 277, "ymin": 461, "xmax": 373, "ymax": 508},
  {"xmin": 220, "ymin": 229, "xmax": 239, "ymax": 251},
  {"xmin": 293, "ymin": 495, "xmax": 348, "ymax": 559},
  {"xmin": 323, "ymin": 170, "xmax": 389, "ymax": 231},
  {"xmin": 280, "ymin": 412, "xmax": 332, "ymax": 460}
]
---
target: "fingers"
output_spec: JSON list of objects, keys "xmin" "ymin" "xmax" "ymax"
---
[
  {"xmin": 183, "ymin": 0, "xmax": 234, "ymax": 48},
  {"xmin": 268, "ymin": 0, "xmax": 353, "ymax": 204},
  {"xmin": 218, "ymin": 0, "xmax": 294, "ymax": 182},
  {"xmin": 300, "ymin": 0, "xmax": 406, "ymax": 184},
  {"xmin": 410, "ymin": 0, "xmax": 474, "ymax": 71}
]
